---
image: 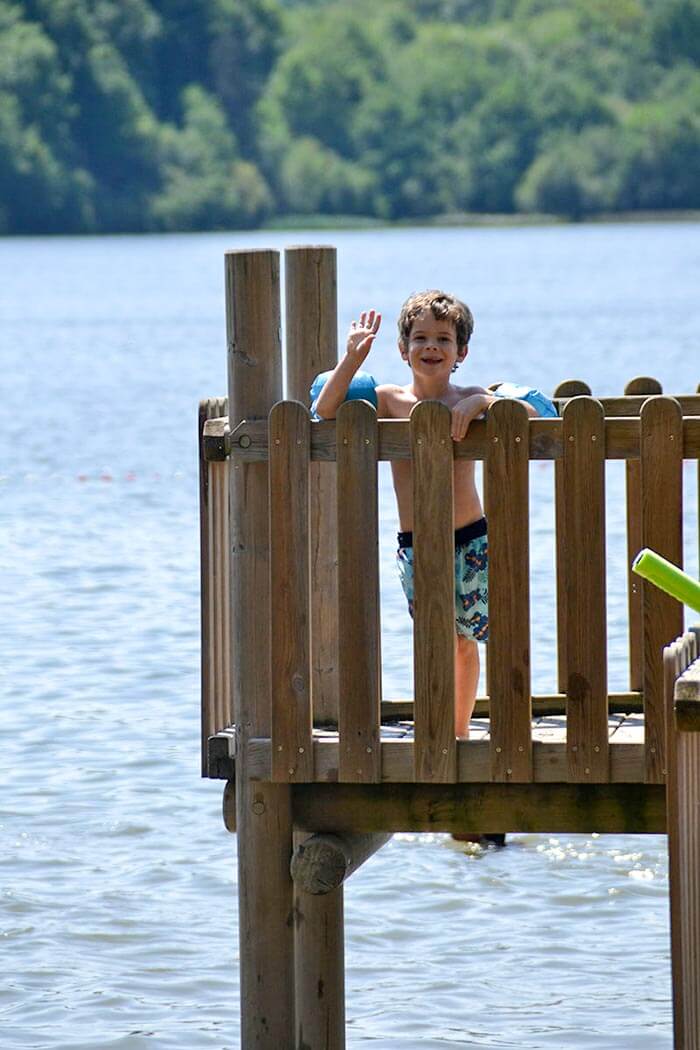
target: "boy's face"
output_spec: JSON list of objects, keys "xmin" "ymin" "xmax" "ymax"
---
[{"xmin": 399, "ymin": 308, "xmax": 467, "ymax": 377}]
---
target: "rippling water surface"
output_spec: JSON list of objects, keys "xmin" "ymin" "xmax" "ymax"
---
[{"xmin": 2, "ymin": 223, "xmax": 699, "ymax": 1048}]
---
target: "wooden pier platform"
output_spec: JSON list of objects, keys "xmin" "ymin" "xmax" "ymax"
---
[{"xmin": 199, "ymin": 245, "xmax": 700, "ymax": 1049}]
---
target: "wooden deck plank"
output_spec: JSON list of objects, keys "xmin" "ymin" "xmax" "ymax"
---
[
  {"xmin": 486, "ymin": 399, "xmax": 532, "ymax": 781},
  {"xmin": 269, "ymin": 401, "xmax": 313, "ymax": 782},
  {"xmin": 410, "ymin": 402, "xmax": 456, "ymax": 782},
  {"xmin": 640, "ymin": 396, "xmax": 684, "ymax": 782},
  {"xmin": 562, "ymin": 397, "xmax": 609, "ymax": 781},
  {"xmin": 336, "ymin": 400, "xmax": 381, "ymax": 782}
]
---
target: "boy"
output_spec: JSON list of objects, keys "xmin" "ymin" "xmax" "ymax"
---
[{"xmin": 313, "ymin": 290, "xmax": 543, "ymax": 739}]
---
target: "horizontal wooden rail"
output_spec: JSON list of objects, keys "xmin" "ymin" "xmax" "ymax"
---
[
  {"xmin": 212, "ymin": 413, "xmax": 700, "ymax": 463},
  {"xmin": 247, "ymin": 738, "xmax": 646, "ymax": 784}
]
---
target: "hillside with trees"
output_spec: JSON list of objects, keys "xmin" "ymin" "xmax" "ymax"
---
[{"xmin": 1, "ymin": 0, "xmax": 699, "ymax": 233}]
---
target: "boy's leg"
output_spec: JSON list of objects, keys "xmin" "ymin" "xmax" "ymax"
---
[{"xmin": 455, "ymin": 636, "xmax": 479, "ymax": 738}]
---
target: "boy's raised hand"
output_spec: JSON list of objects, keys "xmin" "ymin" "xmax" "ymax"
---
[{"xmin": 346, "ymin": 310, "xmax": 381, "ymax": 364}]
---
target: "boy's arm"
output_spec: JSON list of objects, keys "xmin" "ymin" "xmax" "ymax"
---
[
  {"xmin": 313, "ymin": 310, "xmax": 381, "ymax": 419},
  {"xmin": 450, "ymin": 387, "xmax": 540, "ymax": 441}
]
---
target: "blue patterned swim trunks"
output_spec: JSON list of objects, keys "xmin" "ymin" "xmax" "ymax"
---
[{"xmin": 396, "ymin": 517, "xmax": 489, "ymax": 642}]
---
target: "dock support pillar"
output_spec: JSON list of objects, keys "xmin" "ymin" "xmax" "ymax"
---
[
  {"xmin": 666, "ymin": 631, "xmax": 700, "ymax": 1049},
  {"xmin": 294, "ymin": 834, "xmax": 345, "ymax": 1050},
  {"xmin": 227, "ymin": 249, "xmax": 295, "ymax": 1048}
]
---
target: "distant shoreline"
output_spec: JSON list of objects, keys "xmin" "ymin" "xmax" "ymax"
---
[{"xmin": 2, "ymin": 209, "xmax": 699, "ymax": 239}]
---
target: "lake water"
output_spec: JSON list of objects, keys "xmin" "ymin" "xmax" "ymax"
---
[{"xmin": 2, "ymin": 222, "xmax": 699, "ymax": 1048}]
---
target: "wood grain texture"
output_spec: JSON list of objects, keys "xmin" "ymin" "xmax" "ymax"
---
[
  {"xmin": 640, "ymin": 395, "xmax": 684, "ymax": 783},
  {"xmin": 561, "ymin": 398, "xmax": 609, "ymax": 781},
  {"xmin": 291, "ymin": 782, "xmax": 666, "ymax": 835},
  {"xmin": 229, "ymin": 415, "xmax": 700, "ymax": 464},
  {"xmin": 336, "ymin": 400, "xmax": 381, "ymax": 782},
  {"xmin": 624, "ymin": 377, "xmax": 663, "ymax": 692},
  {"xmin": 285, "ymin": 246, "xmax": 340, "ymax": 727},
  {"xmin": 269, "ymin": 401, "xmax": 313, "ymax": 782},
  {"xmin": 553, "ymin": 381, "xmax": 591, "ymax": 694},
  {"xmin": 410, "ymin": 401, "xmax": 456, "ymax": 783},
  {"xmin": 290, "ymin": 832, "xmax": 391, "ymax": 893},
  {"xmin": 293, "ymin": 854, "xmax": 345, "ymax": 1050},
  {"xmin": 668, "ymin": 636, "xmax": 700, "ymax": 1049},
  {"xmin": 199, "ymin": 397, "xmax": 228, "ymax": 775},
  {"xmin": 226, "ymin": 249, "xmax": 295, "ymax": 1050},
  {"xmin": 486, "ymin": 399, "xmax": 532, "ymax": 781}
]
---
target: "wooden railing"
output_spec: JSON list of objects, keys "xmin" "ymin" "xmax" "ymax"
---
[{"xmin": 201, "ymin": 390, "xmax": 700, "ymax": 784}]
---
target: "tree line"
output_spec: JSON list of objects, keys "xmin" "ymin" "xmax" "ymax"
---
[{"xmin": 1, "ymin": 0, "xmax": 699, "ymax": 234}]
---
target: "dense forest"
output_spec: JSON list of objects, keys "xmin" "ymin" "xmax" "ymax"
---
[{"xmin": 1, "ymin": 0, "xmax": 700, "ymax": 233}]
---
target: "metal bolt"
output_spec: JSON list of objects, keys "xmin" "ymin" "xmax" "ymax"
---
[
  {"xmin": 296, "ymin": 439, "xmax": 302, "ymax": 445},
  {"xmin": 518, "ymin": 745, "xmax": 524, "ymax": 752},
  {"xmin": 572, "ymin": 745, "xmax": 578, "ymax": 752},
  {"xmin": 417, "ymin": 437, "xmax": 423, "ymax": 445},
  {"xmin": 669, "ymin": 434, "xmax": 675, "ymax": 441},
  {"xmin": 585, "ymin": 767, "xmax": 590, "ymax": 775},
  {"xmin": 365, "ymin": 438, "xmax": 370, "ymax": 445},
  {"xmin": 274, "ymin": 438, "xmax": 280, "ymax": 445},
  {"xmin": 492, "ymin": 436, "xmax": 499, "ymax": 443},
  {"xmin": 366, "ymin": 746, "xmax": 372, "ymax": 754},
  {"xmin": 594, "ymin": 745, "xmax": 600, "ymax": 753},
  {"xmin": 277, "ymin": 745, "xmax": 283, "ymax": 752},
  {"xmin": 440, "ymin": 439, "xmax": 446, "ymax": 445},
  {"xmin": 650, "ymin": 746, "xmax": 656, "ymax": 754},
  {"xmin": 289, "ymin": 768, "xmax": 295, "ymax": 776},
  {"xmin": 239, "ymin": 434, "xmax": 251, "ymax": 449},
  {"xmin": 568, "ymin": 435, "xmax": 575, "ymax": 442},
  {"xmin": 495, "ymin": 746, "xmax": 502, "ymax": 753},
  {"xmin": 252, "ymin": 801, "xmax": 265, "ymax": 815},
  {"xmin": 515, "ymin": 436, "xmax": 521, "ymax": 443},
  {"xmin": 506, "ymin": 768, "xmax": 512, "ymax": 775},
  {"xmin": 663, "ymin": 769, "xmax": 667, "ymax": 776},
  {"xmin": 343, "ymin": 438, "xmax": 348, "ymax": 445},
  {"xmin": 442, "ymin": 748, "xmax": 448, "ymax": 755},
  {"xmin": 298, "ymin": 747, "xmax": 305, "ymax": 754},
  {"xmin": 591, "ymin": 435, "xmax": 597, "ymax": 442}
]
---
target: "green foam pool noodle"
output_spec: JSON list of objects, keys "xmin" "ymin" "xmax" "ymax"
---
[{"xmin": 632, "ymin": 549, "xmax": 700, "ymax": 614}]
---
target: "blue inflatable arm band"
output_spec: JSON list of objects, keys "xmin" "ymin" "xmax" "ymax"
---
[
  {"xmin": 309, "ymin": 370, "xmax": 378, "ymax": 420},
  {"xmin": 491, "ymin": 382, "xmax": 558, "ymax": 418}
]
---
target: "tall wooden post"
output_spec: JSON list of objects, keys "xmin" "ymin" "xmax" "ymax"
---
[
  {"xmin": 284, "ymin": 246, "xmax": 346, "ymax": 1047},
  {"xmin": 226, "ymin": 250, "xmax": 295, "ymax": 1048},
  {"xmin": 285, "ymin": 245, "xmax": 339, "ymax": 726}
]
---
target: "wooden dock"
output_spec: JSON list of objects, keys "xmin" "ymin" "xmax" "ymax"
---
[{"xmin": 199, "ymin": 245, "xmax": 700, "ymax": 1048}]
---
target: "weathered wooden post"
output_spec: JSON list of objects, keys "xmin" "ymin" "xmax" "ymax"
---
[
  {"xmin": 665, "ymin": 629, "xmax": 700, "ymax": 1050},
  {"xmin": 226, "ymin": 250, "xmax": 295, "ymax": 1048},
  {"xmin": 284, "ymin": 245, "xmax": 345, "ymax": 1049}
]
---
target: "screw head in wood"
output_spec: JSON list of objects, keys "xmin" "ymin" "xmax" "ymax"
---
[
  {"xmin": 594, "ymin": 745, "xmax": 600, "ymax": 752},
  {"xmin": 495, "ymin": 746, "xmax": 502, "ymax": 753},
  {"xmin": 442, "ymin": 748, "xmax": 448, "ymax": 755},
  {"xmin": 366, "ymin": 746, "xmax": 372, "ymax": 753},
  {"xmin": 515, "ymin": 436, "xmax": 521, "ymax": 443},
  {"xmin": 506, "ymin": 768, "xmax": 512, "ymax": 775},
  {"xmin": 252, "ymin": 801, "xmax": 265, "ymax": 815},
  {"xmin": 298, "ymin": 747, "xmax": 305, "ymax": 754},
  {"xmin": 585, "ymin": 767, "xmax": 590, "ymax": 774}
]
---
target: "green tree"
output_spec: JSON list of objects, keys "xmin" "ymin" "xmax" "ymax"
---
[{"xmin": 153, "ymin": 85, "xmax": 271, "ymax": 229}]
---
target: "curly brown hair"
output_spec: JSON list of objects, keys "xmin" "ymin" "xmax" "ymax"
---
[{"xmin": 397, "ymin": 290, "xmax": 474, "ymax": 349}]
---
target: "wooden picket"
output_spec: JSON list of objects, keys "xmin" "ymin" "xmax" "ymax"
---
[
  {"xmin": 336, "ymin": 400, "xmax": 381, "ymax": 782},
  {"xmin": 411, "ymin": 401, "xmax": 456, "ymax": 783},
  {"xmin": 269, "ymin": 401, "xmax": 313, "ymax": 782},
  {"xmin": 485, "ymin": 399, "xmax": 533, "ymax": 782},
  {"xmin": 561, "ymin": 397, "xmax": 608, "ymax": 781},
  {"xmin": 640, "ymin": 396, "xmax": 684, "ymax": 783}
]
